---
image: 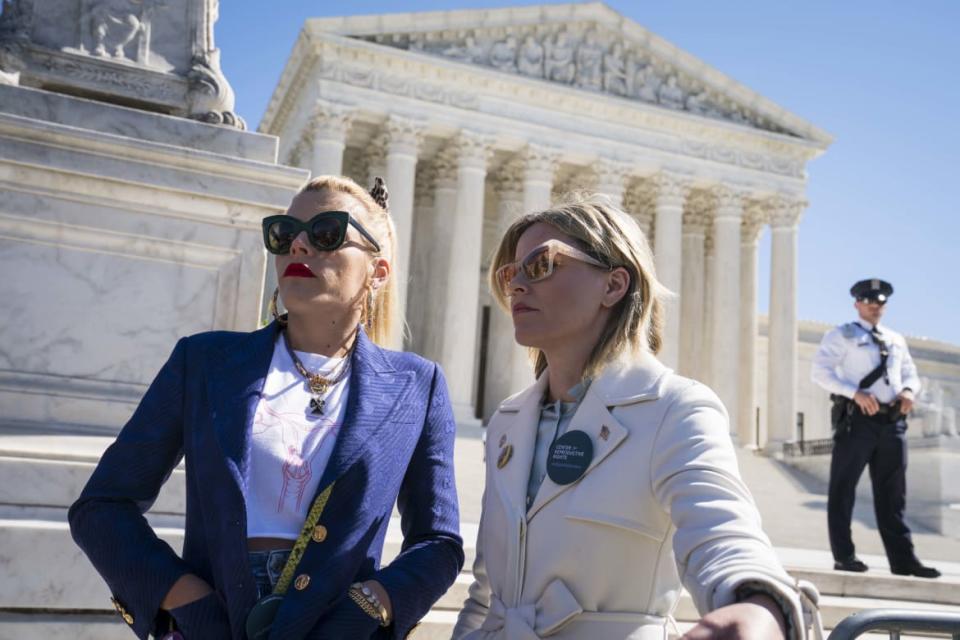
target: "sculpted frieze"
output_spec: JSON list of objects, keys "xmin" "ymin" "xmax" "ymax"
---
[
  {"xmin": 0, "ymin": 0, "xmax": 244, "ymax": 128},
  {"xmin": 359, "ymin": 23, "xmax": 794, "ymax": 136},
  {"xmin": 316, "ymin": 55, "xmax": 479, "ymax": 110}
]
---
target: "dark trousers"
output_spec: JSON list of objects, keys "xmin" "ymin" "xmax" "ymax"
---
[{"xmin": 827, "ymin": 410, "xmax": 917, "ymax": 569}]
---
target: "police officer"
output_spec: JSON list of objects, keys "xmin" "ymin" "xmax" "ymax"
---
[{"xmin": 811, "ymin": 279, "xmax": 940, "ymax": 578}]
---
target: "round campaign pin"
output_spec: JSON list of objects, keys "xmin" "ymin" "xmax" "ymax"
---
[{"xmin": 546, "ymin": 430, "xmax": 594, "ymax": 485}]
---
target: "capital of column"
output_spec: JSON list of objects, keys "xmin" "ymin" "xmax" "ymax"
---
[
  {"xmin": 712, "ymin": 184, "xmax": 747, "ymax": 221},
  {"xmin": 652, "ymin": 172, "xmax": 691, "ymax": 209},
  {"xmin": 312, "ymin": 100, "xmax": 354, "ymax": 143},
  {"xmin": 493, "ymin": 158, "xmax": 524, "ymax": 203},
  {"xmin": 383, "ymin": 115, "xmax": 425, "ymax": 157},
  {"xmin": 364, "ymin": 135, "xmax": 388, "ymax": 179},
  {"xmin": 741, "ymin": 200, "xmax": 767, "ymax": 245},
  {"xmin": 683, "ymin": 190, "xmax": 713, "ymax": 235},
  {"xmin": 623, "ymin": 181, "xmax": 656, "ymax": 237},
  {"xmin": 414, "ymin": 164, "xmax": 437, "ymax": 208},
  {"xmin": 521, "ymin": 143, "xmax": 561, "ymax": 184},
  {"xmin": 433, "ymin": 147, "xmax": 459, "ymax": 190},
  {"xmin": 595, "ymin": 158, "xmax": 631, "ymax": 197},
  {"xmin": 768, "ymin": 195, "xmax": 807, "ymax": 229},
  {"xmin": 453, "ymin": 130, "xmax": 495, "ymax": 171}
]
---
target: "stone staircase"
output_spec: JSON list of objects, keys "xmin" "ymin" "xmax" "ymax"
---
[{"xmin": 1, "ymin": 432, "xmax": 959, "ymax": 639}]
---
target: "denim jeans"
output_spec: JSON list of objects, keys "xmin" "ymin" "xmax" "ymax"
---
[{"xmin": 248, "ymin": 549, "xmax": 291, "ymax": 600}]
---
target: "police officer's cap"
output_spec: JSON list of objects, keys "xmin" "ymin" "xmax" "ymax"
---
[{"xmin": 850, "ymin": 278, "xmax": 893, "ymax": 303}]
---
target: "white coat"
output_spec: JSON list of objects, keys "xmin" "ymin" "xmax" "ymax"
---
[{"xmin": 454, "ymin": 352, "xmax": 820, "ymax": 640}]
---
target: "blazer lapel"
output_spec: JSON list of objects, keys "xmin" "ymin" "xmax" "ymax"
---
[
  {"xmin": 313, "ymin": 327, "xmax": 414, "ymax": 494},
  {"xmin": 205, "ymin": 321, "xmax": 278, "ymax": 496},
  {"xmin": 526, "ymin": 385, "xmax": 629, "ymax": 520},
  {"xmin": 266, "ymin": 328, "xmax": 414, "ymax": 640}
]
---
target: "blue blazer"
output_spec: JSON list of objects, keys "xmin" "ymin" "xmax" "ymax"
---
[{"xmin": 69, "ymin": 321, "xmax": 464, "ymax": 639}]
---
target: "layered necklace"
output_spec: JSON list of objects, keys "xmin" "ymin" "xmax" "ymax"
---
[{"xmin": 282, "ymin": 330, "xmax": 353, "ymax": 415}]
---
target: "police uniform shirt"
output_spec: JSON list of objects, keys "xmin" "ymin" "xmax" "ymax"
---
[{"xmin": 811, "ymin": 319, "xmax": 921, "ymax": 404}]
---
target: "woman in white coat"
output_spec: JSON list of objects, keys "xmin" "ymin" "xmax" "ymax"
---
[{"xmin": 453, "ymin": 194, "xmax": 822, "ymax": 640}]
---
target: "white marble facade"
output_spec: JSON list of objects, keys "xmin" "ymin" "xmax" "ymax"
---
[
  {"xmin": 0, "ymin": 83, "xmax": 307, "ymax": 435},
  {"xmin": 261, "ymin": 2, "xmax": 832, "ymax": 443}
]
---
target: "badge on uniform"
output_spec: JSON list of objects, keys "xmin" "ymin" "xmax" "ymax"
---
[
  {"xmin": 546, "ymin": 430, "xmax": 593, "ymax": 485},
  {"xmin": 497, "ymin": 443, "xmax": 513, "ymax": 469}
]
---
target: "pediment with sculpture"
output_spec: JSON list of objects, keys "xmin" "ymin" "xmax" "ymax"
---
[{"xmin": 356, "ymin": 23, "xmax": 796, "ymax": 137}]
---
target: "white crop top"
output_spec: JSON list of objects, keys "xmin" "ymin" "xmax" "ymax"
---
[{"xmin": 245, "ymin": 335, "xmax": 350, "ymax": 539}]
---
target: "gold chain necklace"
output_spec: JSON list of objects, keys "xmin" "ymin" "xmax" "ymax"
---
[{"xmin": 282, "ymin": 331, "xmax": 352, "ymax": 415}]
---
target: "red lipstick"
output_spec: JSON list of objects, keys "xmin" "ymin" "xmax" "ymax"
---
[{"xmin": 283, "ymin": 263, "xmax": 316, "ymax": 278}]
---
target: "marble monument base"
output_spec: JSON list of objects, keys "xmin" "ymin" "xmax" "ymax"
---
[
  {"xmin": 0, "ymin": 83, "xmax": 306, "ymax": 634},
  {"xmin": 0, "ymin": 83, "xmax": 307, "ymax": 436}
]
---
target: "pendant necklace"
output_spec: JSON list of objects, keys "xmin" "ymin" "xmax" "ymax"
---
[{"xmin": 282, "ymin": 331, "xmax": 352, "ymax": 415}]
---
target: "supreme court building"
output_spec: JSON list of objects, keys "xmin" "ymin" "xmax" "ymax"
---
[{"xmin": 259, "ymin": 3, "xmax": 834, "ymax": 450}]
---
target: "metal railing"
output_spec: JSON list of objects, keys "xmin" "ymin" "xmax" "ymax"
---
[
  {"xmin": 783, "ymin": 437, "xmax": 835, "ymax": 457},
  {"xmin": 828, "ymin": 609, "xmax": 960, "ymax": 639}
]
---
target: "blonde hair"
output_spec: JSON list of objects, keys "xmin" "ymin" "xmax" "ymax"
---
[
  {"xmin": 299, "ymin": 175, "xmax": 399, "ymax": 347},
  {"xmin": 488, "ymin": 192, "xmax": 669, "ymax": 379}
]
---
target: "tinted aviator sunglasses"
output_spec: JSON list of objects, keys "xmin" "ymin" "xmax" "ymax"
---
[
  {"xmin": 495, "ymin": 239, "xmax": 610, "ymax": 295},
  {"xmin": 261, "ymin": 211, "xmax": 381, "ymax": 255}
]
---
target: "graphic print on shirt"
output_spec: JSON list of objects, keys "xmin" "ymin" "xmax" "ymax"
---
[{"xmin": 252, "ymin": 403, "xmax": 339, "ymax": 513}]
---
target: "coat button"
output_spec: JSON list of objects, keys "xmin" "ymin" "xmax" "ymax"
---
[
  {"xmin": 122, "ymin": 612, "xmax": 134, "ymax": 625},
  {"xmin": 311, "ymin": 525, "xmax": 327, "ymax": 543},
  {"xmin": 294, "ymin": 574, "xmax": 311, "ymax": 591}
]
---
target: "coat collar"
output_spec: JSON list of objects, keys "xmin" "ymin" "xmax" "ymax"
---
[
  {"xmin": 489, "ymin": 350, "xmax": 671, "ymax": 521},
  {"xmin": 497, "ymin": 350, "xmax": 671, "ymax": 412}
]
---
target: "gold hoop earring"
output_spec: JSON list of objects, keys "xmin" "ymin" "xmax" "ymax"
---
[{"xmin": 270, "ymin": 287, "xmax": 288, "ymax": 327}]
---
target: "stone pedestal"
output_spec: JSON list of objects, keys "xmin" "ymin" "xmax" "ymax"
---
[
  {"xmin": 0, "ymin": 84, "xmax": 306, "ymax": 435},
  {"xmin": 0, "ymin": 80, "xmax": 305, "ymax": 638}
]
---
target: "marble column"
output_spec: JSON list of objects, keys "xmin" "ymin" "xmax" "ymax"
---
[
  {"xmin": 440, "ymin": 131, "xmax": 493, "ymax": 423},
  {"xmin": 406, "ymin": 163, "xmax": 437, "ymax": 355},
  {"xmin": 738, "ymin": 202, "xmax": 766, "ymax": 447},
  {"xmin": 702, "ymin": 230, "xmax": 715, "ymax": 388},
  {"xmin": 595, "ymin": 158, "xmax": 630, "ymax": 208},
  {"xmin": 422, "ymin": 149, "xmax": 459, "ymax": 362},
  {"xmin": 679, "ymin": 192, "xmax": 709, "ymax": 379},
  {"xmin": 485, "ymin": 163, "xmax": 528, "ymax": 420},
  {"xmin": 522, "ymin": 143, "xmax": 559, "ymax": 215},
  {"xmin": 652, "ymin": 172, "xmax": 690, "ymax": 369},
  {"xmin": 364, "ymin": 136, "xmax": 388, "ymax": 187},
  {"xmin": 382, "ymin": 116, "xmax": 423, "ymax": 346},
  {"xmin": 766, "ymin": 196, "xmax": 805, "ymax": 449},
  {"xmin": 710, "ymin": 185, "xmax": 744, "ymax": 438},
  {"xmin": 310, "ymin": 101, "xmax": 353, "ymax": 177}
]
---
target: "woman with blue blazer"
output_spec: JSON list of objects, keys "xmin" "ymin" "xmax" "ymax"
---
[{"xmin": 69, "ymin": 176, "xmax": 464, "ymax": 640}]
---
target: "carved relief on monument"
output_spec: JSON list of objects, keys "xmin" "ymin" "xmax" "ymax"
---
[
  {"xmin": 361, "ymin": 22, "xmax": 793, "ymax": 136},
  {"xmin": 0, "ymin": 0, "xmax": 244, "ymax": 127},
  {"xmin": 76, "ymin": 0, "xmax": 163, "ymax": 64}
]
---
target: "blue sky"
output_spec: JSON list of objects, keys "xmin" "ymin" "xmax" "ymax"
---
[{"xmin": 218, "ymin": 1, "xmax": 959, "ymax": 344}]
